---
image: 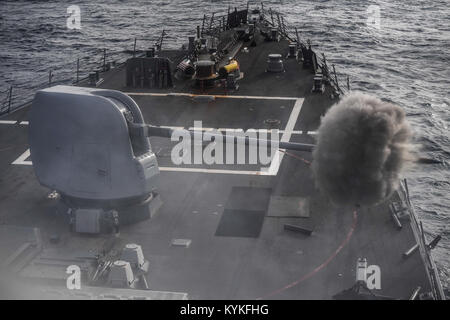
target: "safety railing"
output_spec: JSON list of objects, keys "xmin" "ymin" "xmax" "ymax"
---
[
  {"xmin": 259, "ymin": 5, "xmax": 349, "ymax": 96},
  {"xmin": 398, "ymin": 179, "xmax": 446, "ymax": 300},
  {"xmin": 199, "ymin": 3, "xmax": 349, "ymax": 96},
  {"xmin": 0, "ymin": 3, "xmax": 352, "ymax": 116},
  {"xmin": 0, "ymin": 36, "xmax": 162, "ymax": 116}
]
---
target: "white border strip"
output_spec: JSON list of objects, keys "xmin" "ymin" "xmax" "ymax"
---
[
  {"xmin": 10, "ymin": 149, "xmax": 271, "ymax": 175},
  {"xmin": 124, "ymin": 92, "xmax": 299, "ymax": 101},
  {"xmin": 10, "ymin": 97, "xmax": 307, "ymax": 174},
  {"xmin": 2, "ymin": 121, "xmax": 316, "ymax": 136},
  {"xmin": 158, "ymin": 166, "xmax": 271, "ymax": 176},
  {"xmin": 12, "ymin": 149, "xmax": 32, "ymax": 165},
  {"xmin": 263, "ymin": 98, "xmax": 304, "ymax": 175},
  {"xmin": 0, "ymin": 120, "xmax": 18, "ymax": 124}
]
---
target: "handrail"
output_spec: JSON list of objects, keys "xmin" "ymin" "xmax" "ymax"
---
[
  {"xmin": 200, "ymin": 4, "xmax": 348, "ymax": 96},
  {"xmin": 0, "ymin": 43, "xmax": 150, "ymax": 116},
  {"xmin": 398, "ymin": 179, "xmax": 446, "ymax": 300},
  {"xmin": 1, "ymin": 4, "xmax": 350, "ymax": 117},
  {"xmin": 260, "ymin": 5, "xmax": 347, "ymax": 96}
]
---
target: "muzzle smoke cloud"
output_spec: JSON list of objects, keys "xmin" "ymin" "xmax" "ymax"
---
[{"xmin": 312, "ymin": 92, "xmax": 413, "ymax": 206}]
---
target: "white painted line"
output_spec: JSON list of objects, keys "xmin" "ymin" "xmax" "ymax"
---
[
  {"xmin": 124, "ymin": 92, "xmax": 299, "ymax": 101},
  {"xmin": 155, "ymin": 127, "xmax": 316, "ymax": 136},
  {"xmin": 218, "ymin": 128, "xmax": 244, "ymax": 133},
  {"xmin": 2, "ymin": 118, "xmax": 316, "ymax": 134},
  {"xmin": 11, "ymin": 151, "xmax": 272, "ymax": 175},
  {"xmin": 188, "ymin": 127, "xmax": 215, "ymax": 132},
  {"xmin": 159, "ymin": 166, "xmax": 271, "ymax": 176},
  {"xmin": 12, "ymin": 149, "xmax": 32, "ymax": 165},
  {"xmin": 10, "ymin": 147, "xmax": 306, "ymax": 176},
  {"xmin": 264, "ymin": 98, "xmax": 304, "ymax": 175},
  {"xmin": 10, "ymin": 100, "xmax": 311, "ymax": 175},
  {"xmin": 1, "ymin": 121, "xmax": 317, "ymax": 136}
]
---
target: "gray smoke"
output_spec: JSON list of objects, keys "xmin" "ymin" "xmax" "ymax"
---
[{"xmin": 312, "ymin": 92, "xmax": 413, "ymax": 207}]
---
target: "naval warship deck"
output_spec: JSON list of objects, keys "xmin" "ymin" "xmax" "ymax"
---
[{"xmin": 0, "ymin": 6, "xmax": 444, "ymax": 300}]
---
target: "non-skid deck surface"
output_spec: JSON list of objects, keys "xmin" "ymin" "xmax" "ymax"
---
[{"xmin": 0, "ymin": 33, "xmax": 432, "ymax": 299}]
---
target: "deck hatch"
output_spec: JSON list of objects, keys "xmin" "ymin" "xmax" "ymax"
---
[
  {"xmin": 215, "ymin": 187, "xmax": 271, "ymax": 238},
  {"xmin": 215, "ymin": 209, "xmax": 265, "ymax": 238}
]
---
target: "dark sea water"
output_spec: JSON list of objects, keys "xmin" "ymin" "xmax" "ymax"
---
[{"xmin": 0, "ymin": 0, "xmax": 448, "ymax": 291}]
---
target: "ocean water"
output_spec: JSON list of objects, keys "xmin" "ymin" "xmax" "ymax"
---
[{"xmin": 0, "ymin": 0, "xmax": 448, "ymax": 291}]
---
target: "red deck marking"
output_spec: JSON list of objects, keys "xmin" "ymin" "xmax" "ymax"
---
[
  {"xmin": 280, "ymin": 149, "xmax": 311, "ymax": 165},
  {"xmin": 257, "ymin": 210, "xmax": 358, "ymax": 299}
]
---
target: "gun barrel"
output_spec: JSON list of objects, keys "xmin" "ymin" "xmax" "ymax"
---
[
  {"xmin": 131, "ymin": 124, "xmax": 439, "ymax": 164},
  {"xmin": 143, "ymin": 124, "xmax": 315, "ymax": 152}
]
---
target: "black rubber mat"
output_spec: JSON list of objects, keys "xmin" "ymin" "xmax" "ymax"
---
[
  {"xmin": 215, "ymin": 187, "xmax": 272, "ymax": 237},
  {"xmin": 215, "ymin": 209, "xmax": 266, "ymax": 238}
]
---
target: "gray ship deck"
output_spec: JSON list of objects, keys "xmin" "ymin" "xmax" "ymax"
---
[{"xmin": 0, "ymin": 32, "xmax": 434, "ymax": 299}]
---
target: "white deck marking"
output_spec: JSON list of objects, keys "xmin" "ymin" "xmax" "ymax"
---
[
  {"xmin": 159, "ymin": 166, "xmax": 272, "ymax": 176},
  {"xmin": 10, "ymin": 150, "xmax": 271, "ymax": 175},
  {"xmin": 0, "ymin": 120, "xmax": 18, "ymax": 124},
  {"xmin": 263, "ymin": 98, "xmax": 305, "ymax": 176},
  {"xmin": 9, "ymin": 96, "xmax": 310, "ymax": 174},
  {"xmin": 12, "ymin": 149, "xmax": 32, "ymax": 165},
  {"xmin": 124, "ymin": 92, "xmax": 299, "ymax": 101},
  {"xmin": 1, "ymin": 120, "xmax": 317, "ymax": 136}
]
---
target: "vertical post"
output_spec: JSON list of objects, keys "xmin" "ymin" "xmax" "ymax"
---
[
  {"xmin": 103, "ymin": 48, "xmax": 106, "ymax": 72},
  {"xmin": 284, "ymin": 17, "xmax": 288, "ymax": 36},
  {"xmin": 420, "ymin": 221, "xmax": 427, "ymax": 252},
  {"xmin": 76, "ymin": 58, "xmax": 80, "ymax": 84},
  {"xmin": 281, "ymin": 15, "xmax": 286, "ymax": 35},
  {"xmin": 209, "ymin": 13, "xmax": 215, "ymax": 34},
  {"xmin": 223, "ymin": 16, "xmax": 226, "ymax": 31},
  {"xmin": 157, "ymin": 29, "xmax": 165, "ymax": 51},
  {"xmin": 321, "ymin": 53, "xmax": 328, "ymax": 76},
  {"xmin": 201, "ymin": 14, "xmax": 206, "ymax": 36},
  {"xmin": 197, "ymin": 25, "xmax": 200, "ymax": 39},
  {"xmin": 295, "ymin": 27, "xmax": 300, "ymax": 45},
  {"xmin": 270, "ymin": 8, "xmax": 274, "ymax": 25},
  {"xmin": 332, "ymin": 64, "xmax": 339, "ymax": 91},
  {"xmin": 8, "ymin": 86, "xmax": 12, "ymax": 113},
  {"xmin": 347, "ymin": 76, "xmax": 350, "ymax": 91},
  {"xmin": 277, "ymin": 13, "xmax": 282, "ymax": 32},
  {"xmin": 133, "ymin": 38, "xmax": 137, "ymax": 57},
  {"xmin": 246, "ymin": 1, "xmax": 249, "ymax": 11},
  {"xmin": 48, "ymin": 70, "xmax": 52, "ymax": 86}
]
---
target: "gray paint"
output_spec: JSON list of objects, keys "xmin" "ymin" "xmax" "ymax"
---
[{"xmin": 29, "ymin": 86, "xmax": 159, "ymax": 200}]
